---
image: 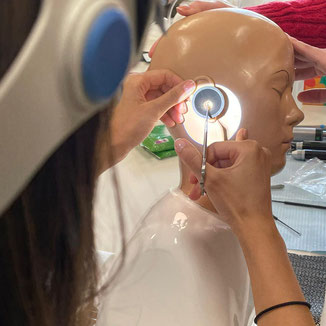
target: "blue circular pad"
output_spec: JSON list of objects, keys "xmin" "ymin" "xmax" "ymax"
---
[
  {"xmin": 192, "ymin": 86, "xmax": 225, "ymax": 119},
  {"xmin": 82, "ymin": 8, "xmax": 131, "ymax": 103}
]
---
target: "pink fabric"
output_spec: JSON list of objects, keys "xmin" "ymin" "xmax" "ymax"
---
[{"xmin": 245, "ymin": 0, "xmax": 326, "ymax": 48}]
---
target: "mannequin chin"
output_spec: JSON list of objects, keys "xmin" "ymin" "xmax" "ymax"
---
[{"xmin": 150, "ymin": 8, "xmax": 304, "ymax": 182}]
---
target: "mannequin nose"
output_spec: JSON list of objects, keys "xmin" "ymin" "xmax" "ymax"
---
[{"xmin": 286, "ymin": 94, "xmax": 304, "ymax": 127}]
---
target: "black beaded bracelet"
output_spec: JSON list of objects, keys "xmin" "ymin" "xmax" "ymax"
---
[{"xmin": 254, "ymin": 301, "xmax": 311, "ymax": 324}]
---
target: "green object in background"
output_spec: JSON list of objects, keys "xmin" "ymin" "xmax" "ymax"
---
[
  {"xmin": 320, "ymin": 75, "xmax": 326, "ymax": 87},
  {"xmin": 320, "ymin": 76, "xmax": 326, "ymax": 106},
  {"xmin": 142, "ymin": 148, "xmax": 177, "ymax": 159},
  {"xmin": 141, "ymin": 125, "xmax": 177, "ymax": 159}
]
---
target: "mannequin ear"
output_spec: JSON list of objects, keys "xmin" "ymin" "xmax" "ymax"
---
[{"xmin": 149, "ymin": 37, "xmax": 162, "ymax": 58}]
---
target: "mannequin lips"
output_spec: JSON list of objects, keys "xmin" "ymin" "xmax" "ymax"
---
[
  {"xmin": 282, "ymin": 137, "xmax": 293, "ymax": 151},
  {"xmin": 282, "ymin": 137, "xmax": 293, "ymax": 144}
]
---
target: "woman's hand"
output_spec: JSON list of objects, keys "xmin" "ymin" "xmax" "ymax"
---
[
  {"xmin": 174, "ymin": 129, "xmax": 273, "ymax": 233},
  {"xmin": 175, "ymin": 130, "xmax": 315, "ymax": 325},
  {"xmin": 289, "ymin": 36, "xmax": 326, "ymax": 104},
  {"xmin": 290, "ymin": 36, "xmax": 326, "ymax": 80},
  {"xmin": 109, "ymin": 70, "xmax": 195, "ymax": 164},
  {"xmin": 176, "ymin": 1, "xmax": 233, "ymax": 16},
  {"xmin": 175, "ymin": 131, "xmax": 316, "ymax": 325}
]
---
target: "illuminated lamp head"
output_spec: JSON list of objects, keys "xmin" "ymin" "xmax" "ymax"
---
[
  {"xmin": 184, "ymin": 75, "xmax": 241, "ymax": 145},
  {"xmin": 192, "ymin": 86, "xmax": 225, "ymax": 119}
]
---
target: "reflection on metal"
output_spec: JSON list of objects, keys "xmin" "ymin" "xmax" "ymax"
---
[
  {"xmin": 200, "ymin": 108, "xmax": 210, "ymax": 196},
  {"xmin": 217, "ymin": 120, "xmax": 227, "ymax": 141}
]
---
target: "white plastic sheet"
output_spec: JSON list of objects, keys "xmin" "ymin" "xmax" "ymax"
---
[
  {"xmin": 286, "ymin": 158, "xmax": 326, "ymax": 200},
  {"xmin": 97, "ymin": 189, "xmax": 254, "ymax": 326}
]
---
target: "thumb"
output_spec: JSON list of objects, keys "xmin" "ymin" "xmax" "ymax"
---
[
  {"xmin": 298, "ymin": 89, "xmax": 326, "ymax": 104},
  {"xmin": 149, "ymin": 37, "xmax": 162, "ymax": 58},
  {"xmin": 235, "ymin": 128, "xmax": 248, "ymax": 141},
  {"xmin": 175, "ymin": 138, "xmax": 202, "ymax": 180},
  {"xmin": 290, "ymin": 36, "xmax": 319, "ymax": 62},
  {"xmin": 149, "ymin": 80, "xmax": 196, "ymax": 117}
]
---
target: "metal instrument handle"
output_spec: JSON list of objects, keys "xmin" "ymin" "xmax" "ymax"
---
[{"xmin": 200, "ymin": 109, "xmax": 209, "ymax": 195}]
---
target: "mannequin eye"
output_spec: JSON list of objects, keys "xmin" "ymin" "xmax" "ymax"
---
[
  {"xmin": 272, "ymin": 83, "xmax": 289, "ymax": 97},
  {"xmin": 271, "ymin": 70, "xmax": 289, "ymax": 98},
  {"xmin": 272, "ymin": 88, "xmax": 283, "ymax": 97}
]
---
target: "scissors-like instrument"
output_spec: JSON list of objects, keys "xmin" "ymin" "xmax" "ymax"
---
[{"xmin": 200, "ymin": 105, "xmax": 211, "ymax": 196}]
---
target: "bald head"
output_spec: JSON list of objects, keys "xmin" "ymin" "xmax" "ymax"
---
[
  {"xmin": 150, "ymin": 8, "xmax": 302, "ymax": 177},
  {"xmin": 151, "ymin": 8, "xmax": 292, "ymax": 89}
]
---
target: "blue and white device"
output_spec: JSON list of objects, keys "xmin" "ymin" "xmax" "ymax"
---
[{"xmin": 0, "ymin": 0, "xmax": 162, "ymax": 215}]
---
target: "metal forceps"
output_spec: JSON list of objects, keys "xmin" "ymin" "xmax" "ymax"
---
[{"xmin": 200, "ymin": 109, "xmax": 210, "ymax": 196}]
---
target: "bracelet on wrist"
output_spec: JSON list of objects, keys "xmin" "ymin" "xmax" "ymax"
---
[{"xmin": 254, "ymin": 301, "xmax": 311, "ymax": 324}]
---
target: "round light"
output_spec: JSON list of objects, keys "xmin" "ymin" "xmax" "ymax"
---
[{"xmin": 192, "ymin": 86, "xmax": 225, "ymax": 119}]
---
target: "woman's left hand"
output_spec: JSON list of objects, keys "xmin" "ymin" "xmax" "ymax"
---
[
  {"xmin": 290, "ymin": 36, "xmax": 326, "ymax": 80},
  {"xmin": 109, "ymin": 70, "xmax": 195, "ymax": 164},
  {"xmin": 176, "ymin": 1, "xmax": 233, "ymax": 16},
  {"xmin": 289, "ymin": 36, "xmax": 326, "ymax": 104}
]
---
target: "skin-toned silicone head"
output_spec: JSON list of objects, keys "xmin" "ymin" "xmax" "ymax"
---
[{"xmin": 150, "ymin": 8, "xmax": 304, "ymax": 177}]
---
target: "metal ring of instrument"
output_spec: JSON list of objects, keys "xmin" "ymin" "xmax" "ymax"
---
[
  {"xmin": 183, "ymin": 75, "xmax": 242, "ymax": 145},
  {"xmin": 192, "ymin": 86, "xmax": 225, "ymax": 119}
]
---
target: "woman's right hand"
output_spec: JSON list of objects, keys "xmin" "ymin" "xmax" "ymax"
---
[
  {"xmin": 176, "ymin": 130, "xmax": 316, "ymax": 325},
  {"xmin": 174, "ymin": 129, "xmax": 274, "ymax": 234}
]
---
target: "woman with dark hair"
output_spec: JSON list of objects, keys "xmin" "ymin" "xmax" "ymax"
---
[{"xmin": 0, "ymin": 1, "xmax": 195, "ymax": 325}]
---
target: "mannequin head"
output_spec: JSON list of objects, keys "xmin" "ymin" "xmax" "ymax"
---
[{"xmin": 150, "ymin": 9, "xmax": 304, "ymax": 179}]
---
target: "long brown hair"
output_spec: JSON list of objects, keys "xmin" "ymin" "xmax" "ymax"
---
[{"xmin": 0, "ymin": 1, "xmax": 108, "ymax": 325}]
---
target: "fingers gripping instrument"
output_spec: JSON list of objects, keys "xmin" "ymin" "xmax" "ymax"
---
[{"xmin": 0, "ymin": 0, "xmax": 164, "ymax": 215}]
